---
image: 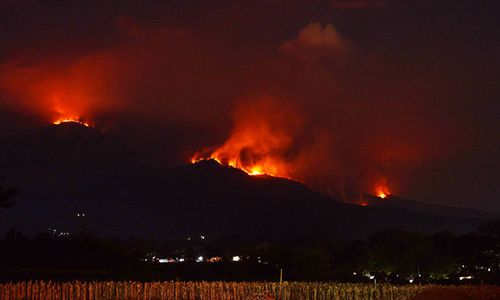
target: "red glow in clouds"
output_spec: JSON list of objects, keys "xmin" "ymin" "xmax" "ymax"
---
[
  {"xmin": 191, "ymin": 99, "xmax": 297, "ymax": 178},
  {"xmin": 374, "ymin": 178, "xmax": 391, "ymax": 199},
  {"xmin": 52, "ymin": 106, "xmax": 92, "ymax": 127},
  {"xmin": 53, "ymin": 117, "xmax": 91, "ymax": 127},
  {"xmin": 191, "ymin": 98, "xmax": 394, "ymax": 204}
]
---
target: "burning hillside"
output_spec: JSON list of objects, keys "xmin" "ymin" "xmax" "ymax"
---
[
  {"xmin": 191, "ymin": 98, "xmax": 299, "ymax": 179},
  {"xmin": 53, "ymin": 117, "xmax": 91, "ymax": 127},
  {"xmin": 191, "ymin": 98, "xmax": 392, "ymax": 204},
  {"xmin": 374, "ymin": 177, "xmax": 391, "ymax": 199}
]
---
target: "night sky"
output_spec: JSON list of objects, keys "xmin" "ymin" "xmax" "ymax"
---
[{"xmin": 0, "ymin": 0, "xmax": 499, "ymax": 211}]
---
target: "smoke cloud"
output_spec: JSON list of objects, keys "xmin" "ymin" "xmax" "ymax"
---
[{"xmin": 0, "ymin": 1, "xmax": 498, "ymax": 209}]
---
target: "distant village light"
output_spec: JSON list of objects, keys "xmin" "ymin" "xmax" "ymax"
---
[
  {"xmin": 232, "ymin": 256, "xmax": 241, "ymax": 262},
  {"xmin": 208, "ymin": 256, "xmax": 222, "ymax": 263}
]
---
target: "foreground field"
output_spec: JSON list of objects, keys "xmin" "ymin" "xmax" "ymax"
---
[{"xmin": 0, "ymin": 281, "xmax": 498, "ymax": 300}]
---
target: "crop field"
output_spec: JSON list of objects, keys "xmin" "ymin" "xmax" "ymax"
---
[{"xmin": 0, "ymin": 281, "xmax": 499, "ymax": 300}]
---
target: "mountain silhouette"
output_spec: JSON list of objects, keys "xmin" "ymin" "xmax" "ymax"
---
[{"xmin": 0, "ymin": 123, "xmax": 495, "ymax": 241}]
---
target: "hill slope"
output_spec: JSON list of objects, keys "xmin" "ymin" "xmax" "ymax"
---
[{"xmin": 0, "ymin": 123, "xmax": 495, "ymax": 241}]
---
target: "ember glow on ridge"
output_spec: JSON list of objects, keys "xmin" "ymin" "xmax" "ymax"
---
[{"xmin": 53, "ymin": 117, "xmax": 91, "ymax": 127}]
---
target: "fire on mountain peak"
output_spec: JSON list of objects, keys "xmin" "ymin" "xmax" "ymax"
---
[
  {"xmin": 53, "ymin": 116, "xmax": 91, "ymax": 127},
  {"xmin": 374, "ymin": 179, "xmax": 391, "ymax": 199},
  {"xmin": 191, "ymin": 98, "xmax": 395, "ymax": 205},
  {"xmin": 190, "ymin": 98, "xmax": 297, "ymax": 179}
]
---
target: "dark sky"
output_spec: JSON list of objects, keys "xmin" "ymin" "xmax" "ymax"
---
[{"xmin": 0, "ymin": 0, "xmax": 499, "ymax": 211}]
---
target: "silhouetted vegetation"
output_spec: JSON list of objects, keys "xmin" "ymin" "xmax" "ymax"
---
[{"xmin": 0, "ymin": 221, "xmax": 499, "ymax": 283}]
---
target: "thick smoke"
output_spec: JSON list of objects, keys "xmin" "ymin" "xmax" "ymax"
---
[
  {"xmin": 193, "ymin": 96, "xmax": 392, "ymax": 201},
  {"xmin": 0, "ymin": 19, "xmax": 436, "ymax": 200},
  {"xmin": 0, "ymin": 2, "xmax": 497, "ymax": 208}
]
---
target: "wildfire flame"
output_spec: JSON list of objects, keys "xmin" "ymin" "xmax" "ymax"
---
[
  {"xmin": 191, "ymin": 99, "xmax": 296, "ymax": 179},
  {"xmin": 192, "ymin": 99, "xmax": 394, "ymax": 202},
  {"xmin": 377, "ymin": 191, "xmax": 388, "ymax": 199},
  {"xmin": 53, "ymin": 117, "xmax": 91, "ymax": 127},
  {"xmin": 191, "ymin": 151, "xmax": 289, "ymax": 178},
  {"xmin": 375, "ymin": 182, "xmax": 391, "ymax": 199}
]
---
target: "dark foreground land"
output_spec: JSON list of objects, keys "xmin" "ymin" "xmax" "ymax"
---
[
  {"xmin": 1, "ymin": 281, "xmax": 499, "ymax": 300},
  {"xmin": 2, "ymin": 223, "xmax": 500, "ymax": 284}
]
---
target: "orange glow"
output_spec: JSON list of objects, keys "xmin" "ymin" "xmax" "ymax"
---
[
  {"xmin": 190, "ymin": 99, "xmax": 297, "ymax": 179},
  {"xmin": 248, "ymin": 166, "xmax": 264, "ymax": 176},
  {"xmin": 191, "ymin": 99, "xmax": 395, "ymax": 201},
  {"xmin": 53, "ymin": 116, "xmax": 91, "ymax": 127},
  {"xmin": 374, "ymin": 181, "xmax": 391, "ymax": 199},
  {"xmin": 191, "ymin": 152, "xmax": 288, "ymax": 178},
  {"xmin": 377, "ymin": 191, "xmax": 388, "ymax": 199}
]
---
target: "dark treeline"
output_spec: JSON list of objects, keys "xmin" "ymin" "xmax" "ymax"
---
[{"xmin": 0, "ymin": 221, "xmax": 499, "ymax": 283}]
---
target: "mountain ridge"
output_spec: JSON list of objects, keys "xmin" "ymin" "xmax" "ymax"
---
[{"xmin": 0, "ymin": 123, "xmax": 495, "ymax": 241}]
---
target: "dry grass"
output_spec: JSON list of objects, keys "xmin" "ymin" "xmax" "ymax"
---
[{"xmin": 0, "ymin": 281, "xmax": 497, "ymax": 300}]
